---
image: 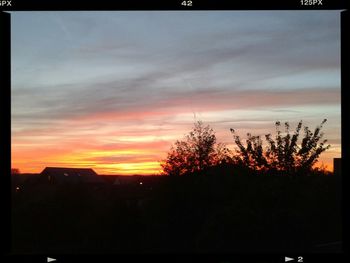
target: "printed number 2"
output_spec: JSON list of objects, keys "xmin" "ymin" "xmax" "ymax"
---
[
  {"xmin": 298, "ymin": 257, "xmax": 303, "ymax": 262},
  {"xmin": 181, "ymin": 1, "xmax": 193, "ymax": 6}
]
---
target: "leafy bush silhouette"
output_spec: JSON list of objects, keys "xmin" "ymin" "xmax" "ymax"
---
[
  {"xmin": 161, "ymin": 121, "xmax": 231, "ymax": 176},
  {"xmin": 230, "ymin": 119, "xmax": 330, "ymax": 174}
]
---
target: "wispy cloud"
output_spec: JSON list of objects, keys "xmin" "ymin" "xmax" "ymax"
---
[{"xmin": 11, "ymin": 11, "xmax": 341, "ymax": 174}]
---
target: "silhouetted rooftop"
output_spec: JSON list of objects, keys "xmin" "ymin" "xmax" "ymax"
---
[{"xmin": 40, "ymin": 167, "xmax": 105, "ymax": 184}]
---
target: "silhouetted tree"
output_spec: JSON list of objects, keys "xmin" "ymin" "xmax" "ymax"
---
[
  {"xmin": 161, "ymin": 121, "xmax": 231, "ymax": 176},
  {"xmin": 230, "ymin": 119, "xmax": 330, "ymax": 174},
  {"xmin": 11, "ymin": 168, "xmax": 20, "ymax": 175}
]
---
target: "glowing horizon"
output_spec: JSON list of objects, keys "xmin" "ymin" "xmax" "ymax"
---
[{"xmin": 11, "ymin": 11, "xmax": 341, "ymax": 175}]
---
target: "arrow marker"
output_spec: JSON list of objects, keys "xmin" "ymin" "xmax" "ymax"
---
[
  {"xmin": 285, "ymin": 257, "xmax": 294, "ymax": 262},
  {"xmin": 47, "ymin": 258, "xmax": 56, "ymax": 262}
]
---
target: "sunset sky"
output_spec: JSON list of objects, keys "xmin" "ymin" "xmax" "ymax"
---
[{"xmin": 11, "ymin": 11, "xmax": 341, "ymax": 175}]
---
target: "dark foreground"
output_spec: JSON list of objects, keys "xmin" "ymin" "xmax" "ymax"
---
[{"xmin": 12, "ymin": 174, "xmax": 342, "ymax": 254}]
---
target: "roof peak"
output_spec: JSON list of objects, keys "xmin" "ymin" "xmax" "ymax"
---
[{"xmin": 44, "ymin": 167, "xmax": 94, "ymax": 170}]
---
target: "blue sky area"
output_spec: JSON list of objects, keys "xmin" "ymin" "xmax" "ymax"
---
[{"xmin": 11, "ymin": 11, "xmax": 341, "ymax": 174}]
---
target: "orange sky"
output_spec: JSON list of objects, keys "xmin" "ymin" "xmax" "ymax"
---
[
  {"xmin": 11, "ymin": 12, "xmax": 341, "ymax": 175},
  {"xmin": 11, "ymin": 111, "xmax": 340, "ymax": 175},
  {"xmin": 11, "ymin": 140, "xmax": 338, "ymax": 175}
]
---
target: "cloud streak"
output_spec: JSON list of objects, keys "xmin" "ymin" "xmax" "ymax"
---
[{"xmin": 11, "ymin": 11, "xmax": 341, "ymax": 174}]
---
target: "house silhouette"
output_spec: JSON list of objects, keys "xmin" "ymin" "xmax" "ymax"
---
[
  {"xmin": 333, "ymin": 158, "xmax": 341, "ymax": 177},
  {"xmin": 40, "ymin": 167, "xmax": 105, "ymax": 184}
]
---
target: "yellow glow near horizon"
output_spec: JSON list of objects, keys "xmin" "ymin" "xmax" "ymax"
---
[
  {"xmin": 11, "ymin": 148, "xmax": 163, "ymax": 175},
  {"xmin": 97, "ymin": 162, "xmax": 162, "ymax": 175},
  {"xmin": 86, "ymin": 149, "xmax": 150, "ymax": 157},
  {"xmin": 11, "ymin": 129, "xmax": 341, "ymax": 175}
]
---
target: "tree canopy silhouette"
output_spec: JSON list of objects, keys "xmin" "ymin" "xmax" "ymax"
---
[
  {"xmin": 230, "ymin": 119, "xmax": 330, "ymax": 174},
  {"xmin": 161, "ymin": 121, "xmax": 231, "ymax": 176},
  {"xmin": 11, "ymin": 168, "xmax": 20, "ymax": 175}
]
